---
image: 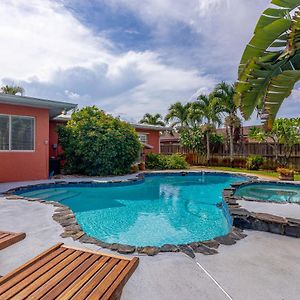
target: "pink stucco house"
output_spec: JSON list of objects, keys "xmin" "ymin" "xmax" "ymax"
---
[{"xmin": 0, "ymin": 94, "xmax": 170, "ymax": 182}]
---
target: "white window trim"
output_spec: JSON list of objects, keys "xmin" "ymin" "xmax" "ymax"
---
[
  {"xmin": 138, "ymin": 133, "xmax": 149, "ymax": 143},
  {"xmin": 0, "ymin": 113, "xmax": 36, "ymax": 152}
]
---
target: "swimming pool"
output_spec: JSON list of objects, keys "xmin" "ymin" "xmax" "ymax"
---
[
  {"xmin": 18, "ymin": 173, "xmax": 247, "ymax": 246},
  {"xmin": 234, "ymin": 182, "xmax": 300, "ymax": 203}
]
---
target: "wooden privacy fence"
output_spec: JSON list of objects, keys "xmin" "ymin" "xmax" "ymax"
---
[{"xmin": 160, "ymin": 143, "xmax": 300, "ymax": 170}]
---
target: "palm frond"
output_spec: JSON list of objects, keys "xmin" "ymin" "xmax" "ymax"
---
[{"xmin": 235, "ymin": 0, "xmax": 300, "ymax": 128}]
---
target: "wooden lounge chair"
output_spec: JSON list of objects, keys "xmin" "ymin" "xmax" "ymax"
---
[
  {"xmin": 0, "ymin": 243, "xmax": 139, "ymax": 300},
  {"xmin": 0, "ymin": 231, "xmax": 26, "ymax": 251}
]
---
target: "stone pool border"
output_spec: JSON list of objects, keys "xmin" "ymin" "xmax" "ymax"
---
[
  {"xmin": 224, "ymin": 181, "xmax": 300, "ymax": 238},
  {"xmin": 4, "ymin": 171, "xmax": 299, "ymax": 257},
  {"xmin": 230, "ymin": 180, "xmax": 300, "ymax": 205}
]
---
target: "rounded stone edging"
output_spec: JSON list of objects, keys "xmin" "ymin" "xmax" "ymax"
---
[
  {"xmin": 230, "ymin": 180, "xmax": 300, "ymax": 205},
  {"xmin": 3, "ymin": 171, "xmax": 255, "ymax": 257},
  {"xmin": 224, "ymin": 181, "xmax": 300, "ymax": 238}
]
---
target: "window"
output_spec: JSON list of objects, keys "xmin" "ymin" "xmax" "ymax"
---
[
  {"xmin": 0, "ymin": 115, "xmax": 9, "ymax": 150},
  {"xmin": 0, "ymin": 114, "xmax": 35, "ymax": 151},
  {"xmin": 138, "ymin": 134, "xmax": 148, "ymax": 144}
]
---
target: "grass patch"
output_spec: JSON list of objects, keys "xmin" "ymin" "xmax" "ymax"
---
[{"xmin": 190, "ymin": 166, "xmax": 300, "ymax": 181}]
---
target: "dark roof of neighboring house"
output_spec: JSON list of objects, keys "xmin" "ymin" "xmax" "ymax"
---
[
  {"xmin": 131, "ymin": 123, "xmax": 172, "ymax": 131},
  {"xmin": 160, "ymin": 131, "xmax": 180, "ymax": 142},
  {"xmin": 0, "ymin": 94, "xmax": 77, "ymax": 119}
]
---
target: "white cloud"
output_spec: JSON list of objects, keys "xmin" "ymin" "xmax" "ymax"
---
[
  {"xmin": 104, "ymin": 0, "xmax": 269, "ymax": 79},
  {"xmin": 0, "ymin": 0, "xmax": 112, "ymax": 81},
  {"xmin": 0, "ymin": 0, "xmax": 216, "ymax": 121},
  {"xmin": 1, "ymin": 0, "xmax": 298, "ymax": 123}
]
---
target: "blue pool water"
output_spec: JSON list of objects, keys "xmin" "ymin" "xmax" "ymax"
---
[
  {"xmin": 235, "ymin": 183, "xmax": 300, "ymax": 203},
  {"xmin": 19, "ymin": 174, "xmax": 246, "ymax": 246}
]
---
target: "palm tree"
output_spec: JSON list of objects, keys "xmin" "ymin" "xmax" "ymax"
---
[
  {"xmin": 1, "ymin": 85, "xmax": 24, "ymax": 95},
  {"xmin": 189, "ymin": 94, "xmax": 222, "ymax": 164},
  {"xmin": 139, "ymin": 113, "xmax": 165, "ymax": 126},
  {"xmin": 235, "ymin": 1, "xmax": 300, "ymax": 128},
  {"xmin": 165, "ymin": 102, "xmax": 191, "ymax": 130},
  {"xmin": 213, "ymin": 82, "xmax": 241, "ymax": 166}
]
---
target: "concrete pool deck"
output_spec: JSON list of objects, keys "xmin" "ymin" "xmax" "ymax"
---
[{"xmin": 0, "ymin": 174, "xmax": 300, "ymax": 299}]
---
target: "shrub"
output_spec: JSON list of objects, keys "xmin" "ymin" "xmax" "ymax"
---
[
  {"xmin": 246, "ymin": 155, "xmax": 264, "ymax": 170},
  {"xmin": 57, "ymin": 106, "xmax": 141, "ymax": 176},
  {"xmin": 145, "ymin": 153, "xmax": 164, "ymax": 169},
  {"xmin": 146, "ymin": 153, "xmax": 188, "ymax": 170},
  {"xmin": 165, "ymin": 153, "xmax": 189, "ymax": 169}
]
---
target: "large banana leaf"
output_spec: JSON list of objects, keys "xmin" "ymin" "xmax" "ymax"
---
[{"xmin": 235, "ymin": 0, "xmax": 300, "ymax": 128}]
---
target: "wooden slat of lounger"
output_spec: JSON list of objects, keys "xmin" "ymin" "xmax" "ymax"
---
[
  {"xmin": 0, "ymin": 248, "xmax": 75, "ymax": 299},
  {"xmin": 54, "ymin": 256, "xmax": 111, "ymax": 300},
  {"xmin": 0, "ymin": 246, "xmax": 66, "ymax": 294},
  {"xmin": 12, "ymin": 249, "xmax": 82, "ymax": 299},
  {"xmin": 41, "ymin": 254, "xmax": 101, "ymax": 300},
  {"xmin": 0, "ymin": 233, "xmax": 10, "ymax": 240},
  {"xmin": 99, "ymin": 257, "xmax": 139, "ymax": 300},
  {"xmin": 29, "ymin": 252, "xmax": 92, "ymax": 299},
  {"xmin": 0, "ymin": 231, "xmax": 26, "ymax": 250},
  {"xmin": 0, "ymin": 244, "xmax": 139, "ymax": 300},
  {"xmin": 87, "ymin": 260, "xmax": 129, "ymax": 300},
  {"xmin": 62, "ymin": 244, "xmax": 133, "ymax": 261},
  {"xmin": 58, "ymin": 257, "xmax": 119, "ymax": 300}
]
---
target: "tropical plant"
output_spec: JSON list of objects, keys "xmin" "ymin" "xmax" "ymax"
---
[
  {"xmin": 189, "ymin": 94, "xmax": 222, "ymax": 164},
  {"xmin": 249, "ymin": 118, "xmax": 300, "ymax": 166},
  {"xmin": 180, "ymin": 127, "xmax": 205, "ymax": 154},
  {"xmin": 1, "ymin": 84, "xmax": 24, "ymax": 95},
  {"xmin": 246, "ymin": 155, "xmax": 265, "ymax": 170},
  {"xmin": 213, "ymin": 82, "xmax": 241, "ymax": 165},
  {"xmin": 209, "ymin": 133, "xmax": 224, "ymax": 153},
  {"xmin": 57, "ymin": 106, "xmax": 141, "ymax": 176},
  {"xmin": 213, "ymin": 82, "xmax": 241, "ymax": 164},
  {"xmin": 165, "ymin": 102, "xmax": 191, "ymax": 130},
  {"xmin": 235, "ymin": 0, "xmax": 300, "ymax": 128},
  {"xmin": 139, "ymin": 113, "xmax": 165, "ymax": 126}
]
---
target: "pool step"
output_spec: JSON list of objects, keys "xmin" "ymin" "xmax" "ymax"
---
[
  {"xmin": 52, "ymin": 191, "xmax": 81, "ymax": 202},
  {"xmin": 21, "ymin": 189, "xmax": 61, "ymax": 198}
]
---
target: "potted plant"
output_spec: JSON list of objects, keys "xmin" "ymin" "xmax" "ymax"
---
[
  {"xmin": 138, "ymin": 161, "xmax": 145, "ymax": 171},
  {"xmin": 277, "ymin": 167, "xmax": 294, "ymax": 181},
  {"xmin": 130, "ymin": 164, "xmax": 139, "ymax": 173}
]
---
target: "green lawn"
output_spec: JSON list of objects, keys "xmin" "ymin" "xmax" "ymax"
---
[{"xmin": 191, "ymin": 166, "xmax": 300, "ymax": 181}]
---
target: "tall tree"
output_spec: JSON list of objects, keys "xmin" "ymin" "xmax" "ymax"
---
[
  {"xmin": 139, "ymin": 113, "xmax": 165, "ymax": 126},
  {"xmin": 189, "ymin": 94, "xmax": 222, "ymax": 164},
  {"xmin": 235, "ymin": 0, "xmax": 300, "ymax": 128},
  {"xmin": 213, "ymin": 82, "xmax": 241, "ymax": 166},
  {"xmin": 1, "ymin": 85, "xmax": 24, "ymax": 95},
  {"xmin": 165, "ymin": 102, "xmax": 191, "ymax": 130}
]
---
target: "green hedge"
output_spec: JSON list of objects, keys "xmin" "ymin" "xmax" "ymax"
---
[
  {"xmin": 146, "ymin": 153, "xmax": 188, "ymax": 170},
  {"xmin": 57, "ymin": 106, "xmax": 141, "ymax": 176},
  {"xmin": 246, "ymin": 155, "xmax": 264, "ymax": 170}
]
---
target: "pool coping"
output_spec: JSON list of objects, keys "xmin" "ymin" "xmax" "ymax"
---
[
  {"xmin": 224, "ymin": 181, "xmax": 300, "ymax": 238},
  {"xmin": 3, "ymin": 171, "xmax": 299, "ymax": 256},
  {"xmin": 231, "ymin": 180, "xmax": 300, "ymax": 205}
]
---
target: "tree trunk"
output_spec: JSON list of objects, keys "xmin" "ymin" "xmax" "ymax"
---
[
  {"xmin": 229, "ymin": 125, "xmax": 234, "ymax": 167},
  {"xmin": 206, "ymin": 132, "xmax": 210, "ymax": 165}
]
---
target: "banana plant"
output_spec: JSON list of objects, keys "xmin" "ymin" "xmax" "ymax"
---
[{"xmin": 235, "ymin": 0, "xmax": 300, "ymax": 128}]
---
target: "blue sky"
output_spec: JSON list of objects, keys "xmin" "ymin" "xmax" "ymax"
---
[{"xmin": 0, "ymin": 0, "xmax": 299, "ymax": 124}]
